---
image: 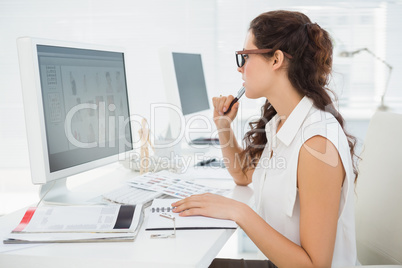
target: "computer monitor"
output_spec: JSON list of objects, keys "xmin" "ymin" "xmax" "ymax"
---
[
  {"xmin": 159, "ymin": 49, "xmax": 217, "ymax": 145},
  {"xmin": 17, "ymin": 37, "xmax": 133, "ymax": 204}
]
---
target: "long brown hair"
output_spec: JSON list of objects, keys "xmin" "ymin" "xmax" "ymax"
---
[{"xmin": 240, "ymin": 10, "xmax": 358, "ymax": 181}]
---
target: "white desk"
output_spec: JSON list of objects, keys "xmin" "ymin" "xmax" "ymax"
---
[{"xmin": 0, "ymin": 164, "xmax": 254, "ymax": 268}]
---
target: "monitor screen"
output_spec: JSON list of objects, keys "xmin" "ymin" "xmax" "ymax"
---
[
  {"xmin": 172, "ymin": 52, "xmax": 210, "ymax": 116},
  {"xmin": 37, "ymin": 45, "xmax": 132, "ymax": 173}
]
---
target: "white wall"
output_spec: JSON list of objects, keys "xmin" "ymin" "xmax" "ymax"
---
[
  {"xmin": 1, "ymin": 0, "xmax": 401, "ymax": 215},
  {"xmin": 0, "ymin": 0, "xmax": 224, "ymax": 168},
  {"xmin": 2, "ymin": 0, "xmax": 402, "ymax": 169}
]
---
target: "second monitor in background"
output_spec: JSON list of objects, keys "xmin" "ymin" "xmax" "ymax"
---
[
  {"xmin": 174, "ymin": 52, "xmax": 209, "ymax": 116},
  {"xmin": 159, "ymin": 49, "xmax": 219, "ymax": 145}
]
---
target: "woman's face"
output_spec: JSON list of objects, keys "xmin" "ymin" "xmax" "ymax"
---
[{"xmin": 238, "ymin": 31, "xmax": 275, "ymax": 99}]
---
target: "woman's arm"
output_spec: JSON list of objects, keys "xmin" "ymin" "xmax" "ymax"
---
[
  {"xmin": 212, "ymin": 95, "xmax": 253, "ymax": 186},
  {"xmin": 216, "ymin": 125, "xmax": 254, "ymax": 186},
  {"xmin": 173, "ymin": 136, "xmax": 344, "ymax": 267}
]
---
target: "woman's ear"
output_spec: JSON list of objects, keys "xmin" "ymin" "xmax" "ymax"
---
[{"xmin": 272, "ymin": 50, "xmax": 285, "ymax": 70}]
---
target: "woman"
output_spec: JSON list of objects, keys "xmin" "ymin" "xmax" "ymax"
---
[{"xmin": 173, "ymin": 10, "xmax": 358, "ymax": 267}]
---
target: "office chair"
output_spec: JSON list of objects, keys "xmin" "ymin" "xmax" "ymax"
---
[{"xmin": 355, "ymin": 111, "xmax": 402, "ymax": 266}]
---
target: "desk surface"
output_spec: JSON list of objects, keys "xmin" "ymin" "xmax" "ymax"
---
[{"xmin": 0, "ymin": 164, "xmax": 254, "ymax": 268}]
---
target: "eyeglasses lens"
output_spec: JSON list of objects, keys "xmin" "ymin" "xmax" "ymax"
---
[{"xmin": 236, "ymin": 54, "xmax": 245, "ymax": 68}]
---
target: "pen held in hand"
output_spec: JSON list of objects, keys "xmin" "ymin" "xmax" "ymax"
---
[
  {"xmin": 224, "ymin": 86, "xmax": 245, "ymax": 115},
  {"xmin": 196, "ymin": 158, "xmax": 216, "ymax": 166}
]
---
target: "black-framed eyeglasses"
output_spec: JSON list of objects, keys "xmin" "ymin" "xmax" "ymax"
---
[{"xmin": 235, "ymin": 49, "xmax": 293, "ymax": 68}]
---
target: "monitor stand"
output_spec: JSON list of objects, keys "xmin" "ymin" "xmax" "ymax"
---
[{"xmin": 39, "ymin": 178, "xmax": 97, "ymax": 205}]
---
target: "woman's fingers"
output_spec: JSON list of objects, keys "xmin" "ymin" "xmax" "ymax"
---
[
  {"xmin": 172, "ymin": 194, "xmax": 208, "ymax": 213},
  {"xmin": 171, "ymin": 193, "xmax": 238, "ymax": 221},
  {"xmin": 216, "ymin": 96, "xmax": 227, "ymax": 115},
  {"xmin": 223, "ymin": 96, "xmax": 235, "ymax": 114},
  {"xmin": 178, "ymin": 207, "xmax": 205, "ymax": 217},
  {"xmin": 212, "ymin": 95, "xmax": 234, "ymax": 115}
]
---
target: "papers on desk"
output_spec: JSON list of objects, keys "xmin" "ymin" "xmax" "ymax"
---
[
  {"xmin": 5, "ymin": 232, "xmax": 137, "ymax": 244},
  {"xmin": 3, "ymin": 204, "xmax": 143, "ymax": 244},
  {"xmin": 146, "ymin": 199, "xmax": 237, "ymax": 231},
  {"xmin": 127, "ymin": 172, "xmax": 231, "ymax": 199}
]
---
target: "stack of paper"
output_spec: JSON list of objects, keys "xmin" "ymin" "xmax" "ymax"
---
[{"xmin": 4, "ymin": 204, "xmax": 143, "ymax": 244}]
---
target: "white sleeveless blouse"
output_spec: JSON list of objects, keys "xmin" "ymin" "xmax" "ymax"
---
[{"xmin": 252, "ymin": 96, "xmax": 358, "ymax": 267}]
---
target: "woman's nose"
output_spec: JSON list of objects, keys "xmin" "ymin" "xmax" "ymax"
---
[{"xmin": 237, "ymin": 66, "xmax": 243, "ymax": 73}]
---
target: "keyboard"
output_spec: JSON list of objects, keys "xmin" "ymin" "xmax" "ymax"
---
[{"xmin": 102, "ymin": 185, "xmax": 163, "ymax": 206}]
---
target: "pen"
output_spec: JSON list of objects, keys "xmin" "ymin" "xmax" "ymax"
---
[
  {"xmin": 224, "ymin": 86, "xmax": 245, "ymax": 115},
  {"xmin": 197, "ymin": 158, "xmax": 216, "ymax": 166},
  {"xmin": 150, "ymin": 213, "xmax": 176, "ymax": 239}
]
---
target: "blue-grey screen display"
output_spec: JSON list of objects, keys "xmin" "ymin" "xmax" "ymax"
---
[
  {"xmin": 37, "ymin": 45, "xmax": 133, "ymax": 172},
  {"xmin": 172, "ymin": 52, "xmax": 209, "ymax": 115}
]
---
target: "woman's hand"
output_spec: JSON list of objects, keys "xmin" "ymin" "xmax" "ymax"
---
[
  {"xmin": 171, "ymin": 193, "xmax": 242, "ymax": 222},
  {"xmin": 212, "ymin": 95, "xmax": 240, "ymax": 129}
]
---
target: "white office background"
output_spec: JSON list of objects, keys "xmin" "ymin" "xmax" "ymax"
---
[{"xmin": 0, "ymin": 0, "xmax": 401, "ymax": 257}]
